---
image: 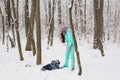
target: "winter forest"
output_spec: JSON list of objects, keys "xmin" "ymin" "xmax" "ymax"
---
[{"xmin": 0, "ymin": 0, "xmax": 120, "ymax": 80}]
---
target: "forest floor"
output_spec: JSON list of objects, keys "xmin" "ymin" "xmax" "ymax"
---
[{"xmin": 0, "ymin": 37, "xmax": 120, "ymax": 80}]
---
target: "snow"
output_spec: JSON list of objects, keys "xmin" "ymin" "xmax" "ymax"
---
[{"xmin": 0, "ymin": 37, "xmax": 120, "ymax": 80}]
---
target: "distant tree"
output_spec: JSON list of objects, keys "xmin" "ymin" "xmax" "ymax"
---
[
  {"xmin": 78, "ymin": 0, "xmax": 84, "ymax": 37},
  {"xmin": 30, "ymin": 0, "xmax": 36, "ymax": 56},
  {"xmin": 0, "ymin": 7, "xmax": 5, "ymax": 44},
  {"xmin": 47, "ymin": 0, "xmax": 55, "ymax": 46},
  {"xmin": 74, "ymin": 0, "xmax": 78, "ymax": 33},
  {"xmin": 4, "ymin": 0, "xmax": 15, "ymax": 51},
  {"xmin": 11, "ymin": 0, "xmax": 24, "ymax": 60},
  {"xmin": 25, "ymin": 0, "xmax": 36, "ymax": 56},
  {"xmin": 58, "ymin": 0, "xmax": 62, "ymax": 25},
  {"xmin": 36, "ymin": 0, "xmax": 42, "ymax": 65},
  {"xmin": 47, "ymin": 0, "xmax": 51, "ymax": 46},
  {"xmin": 44, "ymin": 0, "xmax": 48, "ymax": 30},
  {"xmin": 69, "ymin": 0, "xmax": 82, "ymax": 75},
  {"xmin": 84, "ymin": 0, "xmax": 86, "ymax": 38}
]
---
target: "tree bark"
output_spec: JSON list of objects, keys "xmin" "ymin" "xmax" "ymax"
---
[
  {"xmin": 0, "ymin": 7, "xmax": 5, "ymax": 44},
  {"xmin": 25, "ymin": 0, "xmax": 36, "ymax": 56},
  {"xmin": 74, "ymin": 0, "xmax": 78, "ymax": 33},
  {"xmin": 11, "ymin": 0, "xmax": 24, "ymax": 61},
  {"xmin": 24, "ymin": 0, "xmax": 29, "ymax": 38},
  {"xmin": 30, "ymin": 0, "xmax": 36, "ymax": 56},
  {"xmin": 50, "ymin": 0, "xmax": 55, "ymax": 46},
  {"xmin": 47, "ymin": 0, "xmax": 55, "ymax": 46},
  {"xmin": 25, "ymin": 0, "xmax": 32, "ymax": 51},
  {"xmin": 93, "ymin": 0, "xmax": 104, "ymax": 56},
  {"xmin": 36, "ymin": 0, "xmax": 42, "ymax": 65},
  {"xmin": 78, "ymin": 0, "xmax": 84, "ymax": 35},
  {"xmin": 84, "ymin": 0, "xmax": 86, "ymax": 38},
  {"xmin": 69, "ymin": 0, "xmax": 82, "ymax": 75},
  {"xmin": 58, "ymin": 0, "xmax": 62, "ymax": 25}
]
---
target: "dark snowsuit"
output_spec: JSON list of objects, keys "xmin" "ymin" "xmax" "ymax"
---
[{"xmin": 41, "ymin": 60, "xmax": 60, "ymax": 71}]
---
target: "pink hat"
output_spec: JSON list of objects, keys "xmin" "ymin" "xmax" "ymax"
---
[{"xmin": 58, "ymin": 25, "xmax": 68, "ymax": 35}]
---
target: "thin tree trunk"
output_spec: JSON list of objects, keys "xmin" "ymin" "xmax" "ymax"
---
[
  {"xmin": 11, "ymin": 0, "xmax": 24, "ymax": 61},
  {"xmin": 7, "ymin": 0, "xmax": 11, "ymax": 28},
  {"xmin": 58, "ymin": 0, "xmax": 62, "ymax": 25},
  {"xmin": 74, "ymin": 0, "xmax": 78, "ymax": 33},
  {"xmin": 30, "ymin": 0, "xmax": 36, "ymax": 55},
  {"xmin": 44, "ymin": 0, "xmax": 48, "ymax": 30},
  {"xmin": 11, "ymin": 16, "xmax": 16, "ymax": 45},
  {"xmin": 50, "ymin": 0, "xmax": 55, "ymax": 46},
  {"xmin": 2, "ymin": 16, "xmax": 5, "ymax": 44},
  {"xmin": 0, "ymin": 7, "xmax": 5, "ymax": 44},
  {"xmin": 47, "ymin": 0, "xmax": 55, "ymax": 46},
  {"xmin": 36, "ymin": 0, "xmax": 42, "ymax": 65},
  {"xmin": 69, "ymin": 0, "xmax": 82, "ymax": 76},
  {"xmin": 4, "ymin": 0, "xmax": 9, "ymax": 51},
  {"xmin": 25, "ymin": 0, "xmax": 32, "ymax": 51},
  {"xmin": 24, "ymin": 0, "xmax": 29, "ymax": 37},
  {"xmin": 84, "ymin": 0, "xmax": 86, "ymax": 38},
  {"xmin": 47, "ymin": 0, "xmax": 51, "ymax": 46},
  {"xmin": 25, "ymin": 0, "xmax": 36, "ymax": 55},
  {"xmin": 78, "ymin": 0, "xmax": 84, "ymax": 34},
  {"xmin": 93, "ymin": 0, "xmax": 104, "ymax": 56}
]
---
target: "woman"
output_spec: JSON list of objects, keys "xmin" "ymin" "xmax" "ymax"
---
[{"xmin": 59, "ymin": 25, "xmax": 75, "ymax": 71}]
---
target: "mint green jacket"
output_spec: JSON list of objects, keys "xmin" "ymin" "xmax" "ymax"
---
[{"xmin": 64, "ymin": 28, "xmax": 74, "ymax": 46}]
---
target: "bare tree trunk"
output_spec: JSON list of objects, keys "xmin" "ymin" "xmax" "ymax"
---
[
  {"xmin": 25, "ymin": 0, "xmax": 36, "ymax": 56},
  {"xmin": 74, "ymin": 0, "xmax": 78, "ymax": 32},
  {"xmin": 6, "ymin": 0, "xmax": 11, "ymax": 28},
  {"xmin": 2, "ymin": 16, "xmax": 5, "ymax": 44},
  {"xmin": 44, "ymin": 0, "xmax": 48, "ymax": 30},
  {"xmin": 69, "ymin": 0, "xmax": 82, "ymax": 76},
  {"xmin": 6, "ymin": 4, "xmax": 15, "ymax": 48},
  {"xmin": 24, "ymin": 0, "xmax": 29, "ymax": 37},
  {"xmin": 25, "ymin": 0, "xmax": 32, "ymax": 51},
  {"xmin": 78, "ymin": 0, "xmax": 84, "ymax": 35},
  {"xmin": 93, "ymin": 0, "xmax": 104, "ymax": 56},
  {"xmin": 30, "ymin": 0, "xmax": 36, "ymax": 56},
  {"xmin": 50, "ymin": 0, "xmax": 55, "ymax": 46},
  {"xmin": 113, "ymin": 1, "xmax": 118, "ymax": 43},
  {"xmin": 11, "ymin": 0, "xmax": 24, "ymax": 61},
  {"xmin": 4, "ymin": 0, "xmax": 15, "ymax": 48},
  {"xmin": 107, "ymin": 0, "xmax": 110, "ymax": 41},
  {"xmin": 11, "ymin": 16, "xmax": 16, "ymax": 45},
  {"xmin": 58, "ymin": 0, "xmax": 62, "ymax": 25},
  {"xmin": 47, "ymin": 0, "xmax": 51, "ymax": 46},
  {"xmin": 30, "ymin": 0, "xmax": 36, "ymax": 29},
  {"xmin": 84, "ymin": 0, "xmax": 86, "ymax": 38},
  {"xmin": 36, "ymin": 0, "xmax": 42, "ymax": 65},
  {"xmin": 4, "ymin": 0, "xmax": 9, "ymax": 51},
  {"xmin": 47, "ymin": 0, "xmax": 55, "ymax": 46},
  {"xmin": 0, "ymin": 7, "xmax": 5, "ymax": 44}
]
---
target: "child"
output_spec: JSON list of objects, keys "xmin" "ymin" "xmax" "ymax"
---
[{"xmin": 41, "ymin": 60, "xmax": 60, "ymax": 71}]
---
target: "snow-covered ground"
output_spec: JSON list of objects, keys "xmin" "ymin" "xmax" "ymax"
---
[{"xmin": 0, "ymin": 37, "xmax": 120, "ymax": 80}]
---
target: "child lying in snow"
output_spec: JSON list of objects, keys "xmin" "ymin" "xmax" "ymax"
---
[{"xmin": 41, "ymin": 60, "xmax": 60, "ymax": 71}]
